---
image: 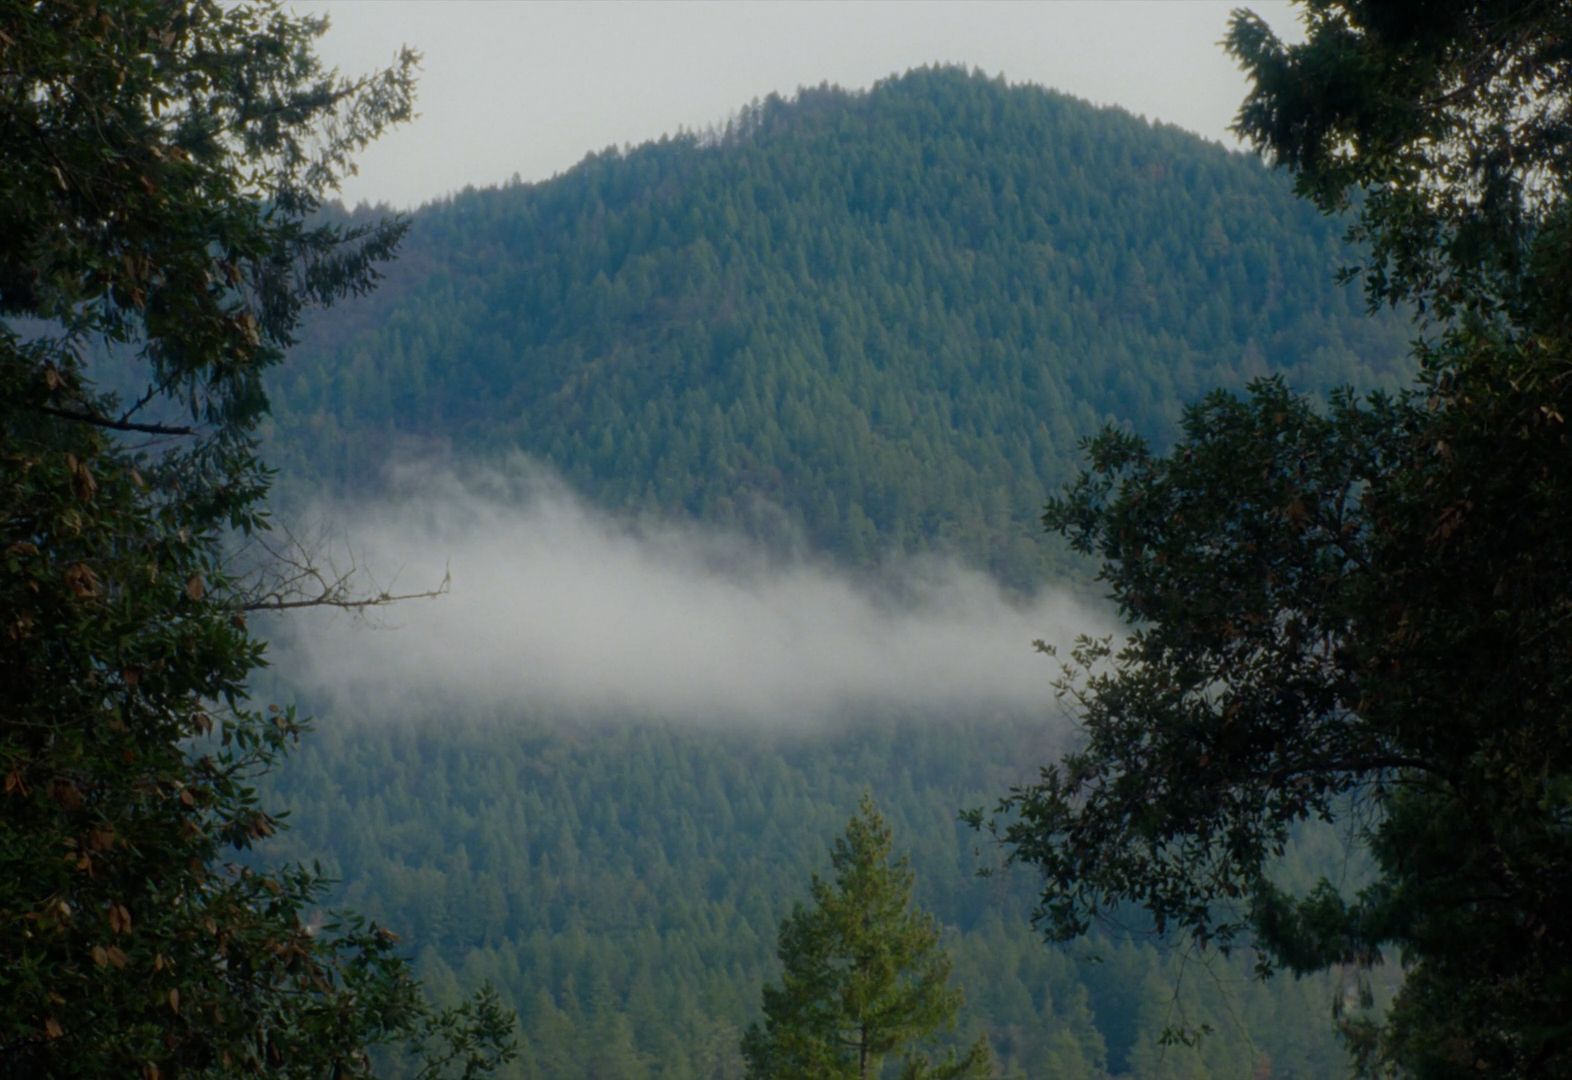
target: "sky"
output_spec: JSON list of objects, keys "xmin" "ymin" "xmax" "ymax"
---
[{"xmin": 292, "ymin": 0, "xmax": 1300, "ymax": 210}]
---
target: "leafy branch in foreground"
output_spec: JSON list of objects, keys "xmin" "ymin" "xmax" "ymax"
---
[
  {"xmin": 983, "ymin": 3, "xmax": 1572, "ymax": 1075},
  {"xmin": 1, "ymin": 2, "xmax": 511, "ymax": 1075}
]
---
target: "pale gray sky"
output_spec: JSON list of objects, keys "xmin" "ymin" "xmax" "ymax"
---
[{"xmin": 294, "ymin": 1, "xmax": 1300, "ymax": 210}]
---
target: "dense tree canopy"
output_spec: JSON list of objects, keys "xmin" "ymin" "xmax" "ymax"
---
[
  {"xmin": 260, "ymin": 711, "xmax": 1362, "ymax": 1079},
  {"xmin": 0, "ymin": 2, "xmax": 509, "ymax": 1075},
  {"xmin": 237, "ymin": 62, "xmax": 1428, "ymax": 1080},
  {"xmin": 272, "ymin": 67, "xmax": 1409, "ymax": 587},
  {"xmin": 986, "ymin": 3, "xmax": 1572, "ymax": 1075}
]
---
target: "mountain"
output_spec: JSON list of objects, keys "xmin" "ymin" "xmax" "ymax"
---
[
  {"xmin": 269, "ymin": 66, "xmax": 1407, "ymax": 587},
  {"xmin": 254, "ymin": 68, "xmax": 1410, "ymax": 1076}
]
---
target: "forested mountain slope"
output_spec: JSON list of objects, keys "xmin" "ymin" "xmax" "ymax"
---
[
  {"xmin": 255, "ymin": 68, "xmax": 1413, "ymax": 1077},
  {"xmin": 261, "ymin": 714, "xmax": 1359, "ymax": 1079},
  {"xmin": 271, "ymin": 66, "xmax": 1406, "ymax": 585}
]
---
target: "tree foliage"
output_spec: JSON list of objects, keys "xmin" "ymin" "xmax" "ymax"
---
[
  {"xmin": 1230, "ymin": 0, "xmax": 1572, "ymax": 322},
  {"xmin": 0, "ymin": 2, "xmax": 511, "ymax": 1075},
  {"xmin": 742, "ymin": 794, "xmax": 991, "ymax": 1080},
  {"xmin": 984, "ymin": 3, "xmax": 1572, "ymax": 1075}
]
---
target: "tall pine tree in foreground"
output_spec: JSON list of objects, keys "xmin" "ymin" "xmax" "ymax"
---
[{"xmin": 743, "ymin": 795, "xmax": 991, "ymax": 1080}]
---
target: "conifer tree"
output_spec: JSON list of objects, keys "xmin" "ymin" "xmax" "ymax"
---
[{"xmin": 742, "ymin": 795, "xmax": 990, "ymax": 1080}]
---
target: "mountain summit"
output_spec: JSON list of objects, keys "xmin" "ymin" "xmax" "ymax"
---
[{"xmin": 275, "ymin": 66, "xmax": 1404, "ymax": 584}]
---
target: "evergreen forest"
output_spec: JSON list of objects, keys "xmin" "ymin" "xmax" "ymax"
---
[
  {"xmin": 270, "ymin": 67, "xmax": 1408, "ymax": 585},
  {"xmin": 12, "ymin": 1, "xmax": 1571, "ymax": 1074},
  {"xmin": 249, "ymin": 68, "xmax": 1420, "ymax": 1077},
  {"xmin": 261, "ymin": 713, "xmax": 1369, "ymax": 1079}
]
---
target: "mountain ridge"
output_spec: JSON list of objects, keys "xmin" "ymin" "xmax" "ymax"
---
[{"xmin": 269, "ymin": 66, "xmax": 1408, "ymax": 586}]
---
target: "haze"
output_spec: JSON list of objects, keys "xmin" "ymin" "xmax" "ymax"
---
[{"xmin": 272, "ymin": 464, "xmax": 1113, "ymax": 726}]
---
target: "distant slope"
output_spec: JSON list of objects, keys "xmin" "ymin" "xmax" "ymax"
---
[
  {"xmin": 261, "ymin": 714, "xmax": 1357, "ymax": 1079},
  {"xmin": 271, "ymin": 66, "xmax": 1407, "ymax": 585}
]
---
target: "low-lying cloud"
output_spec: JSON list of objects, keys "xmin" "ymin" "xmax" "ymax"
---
[{"xmin": 268, "ymin": 464, "xmax": 1113, "ymax": 727}]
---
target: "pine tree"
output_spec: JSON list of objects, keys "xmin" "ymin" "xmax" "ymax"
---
[{"xmin": 741, "ymin": 795, "xmax": 990, "ymax": 1080}]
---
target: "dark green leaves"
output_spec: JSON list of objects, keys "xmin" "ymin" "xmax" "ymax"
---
[
  {"xmin": 998, "ymin": 380, "xmax": 1410, "ymax": 946},
  {"xmin": 1227, "ymin": 1, "xmax": 1572, "ymax": 322},
  {"xmin": 0, "ymin": 3, "xmax": 510, "ymax": 1076},
  {"xmin": 995, "ymin": 4, "xmax": 1572, "ymax": 1074}
]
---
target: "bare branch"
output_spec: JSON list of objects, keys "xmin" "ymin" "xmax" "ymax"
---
[
  {"xmin": 33, "ymin": 402, "xmax": 196, "ymax": 436},
  {"xmin": 118, "ymin": 372, "xmax": 182, "ymax": 424},
  {"xmin": 229, "ymin": 517, "xmax": 448, "ymax": 616},
  {"xmin": 242, "ymin": 577, "xmax": 450, "ymax": 613}
]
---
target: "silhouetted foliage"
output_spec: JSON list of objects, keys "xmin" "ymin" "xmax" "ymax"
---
[
  {"xmin": 985, "ymin": 4, "xmax": 1572, "ymax": 1074},
  {"xmin": 0, "ymin": 3, "xmax": 512, "ymax": 1075}
]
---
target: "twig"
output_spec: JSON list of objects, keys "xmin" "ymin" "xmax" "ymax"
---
[{"xmin": 34, "ymin": 403, "xmax": 195, "ymax": 436}]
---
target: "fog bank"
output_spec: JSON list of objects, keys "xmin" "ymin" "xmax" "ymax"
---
[{"xmin": 269, "ymin": 465, "xmax": 1112, "ymax": 727}]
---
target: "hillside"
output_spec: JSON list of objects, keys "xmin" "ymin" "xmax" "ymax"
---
[
  {"xmin": 269, "ymin": 66, "xmax": 1407, "ymax": 586},
  {"xmin": 260, "ymin": 713, "xmax": 1360, "ymax": 1079},
  {"xmin": 253, "ymin": 68, "xmax": 1409, "ymax": 1076}
]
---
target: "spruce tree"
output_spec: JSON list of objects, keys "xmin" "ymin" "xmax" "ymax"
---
[{"xmin": 742, "ymin": 795, "xmax": 990, "ymax": 1080}]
